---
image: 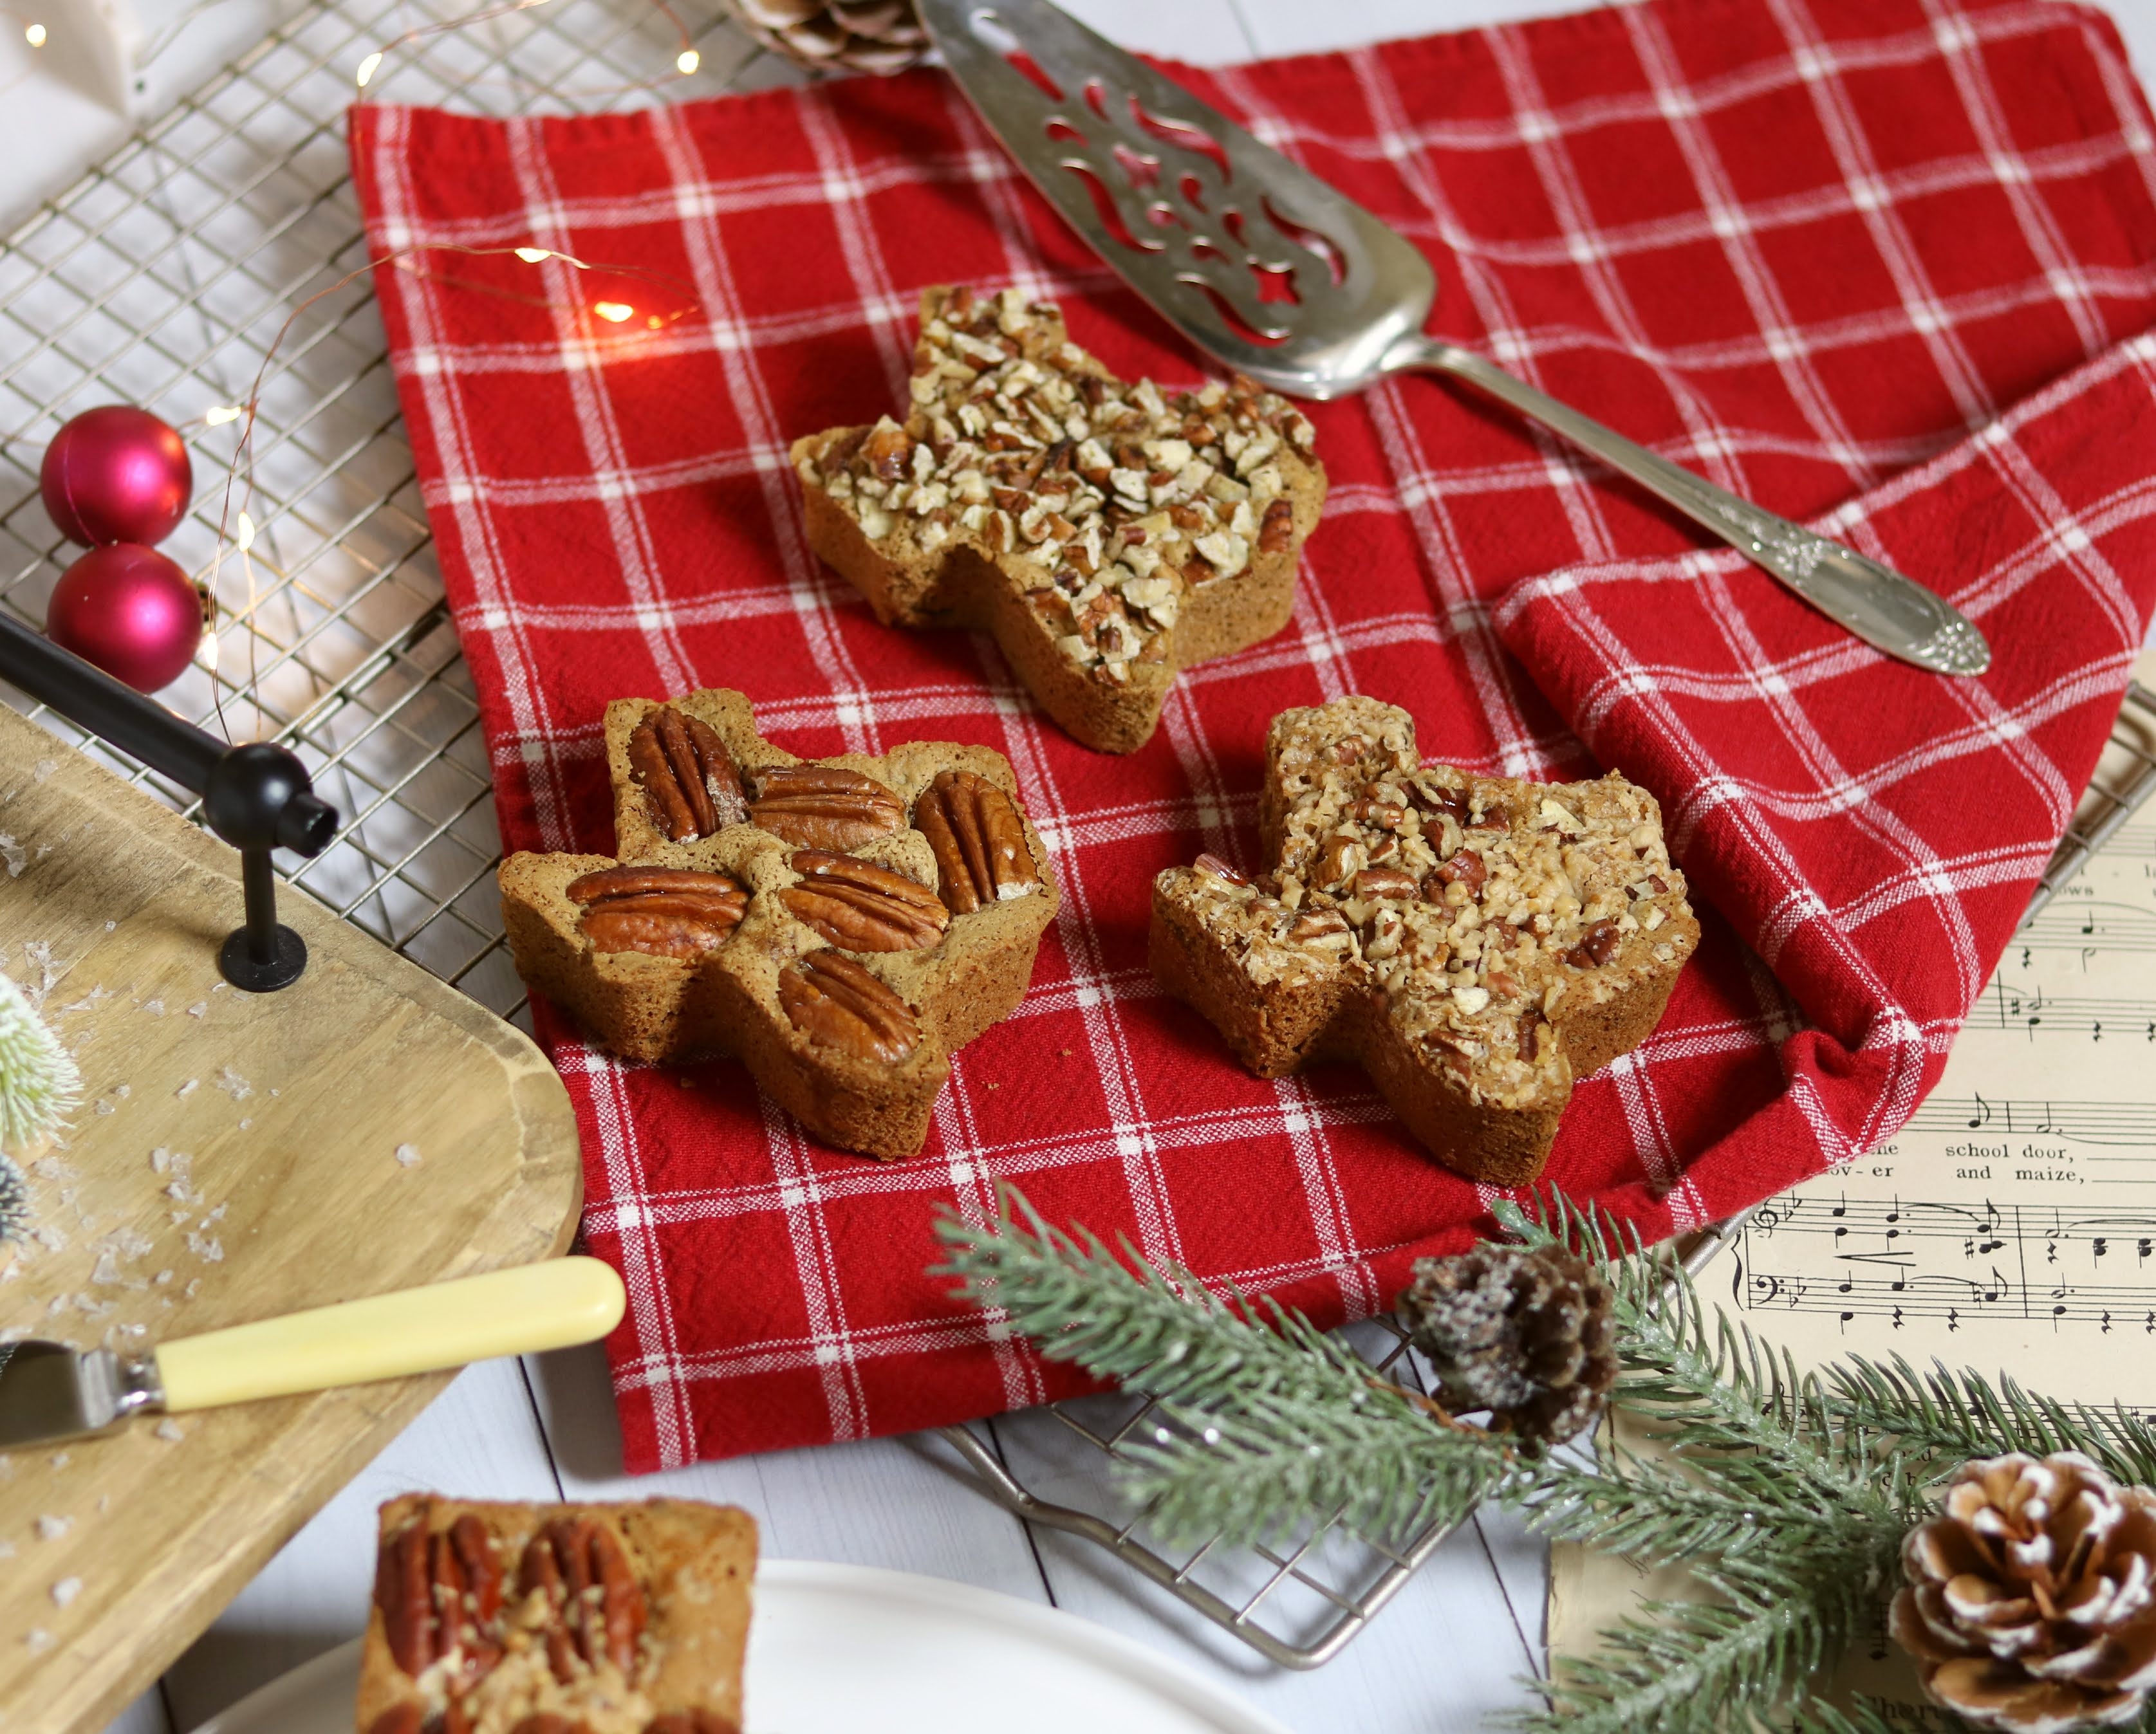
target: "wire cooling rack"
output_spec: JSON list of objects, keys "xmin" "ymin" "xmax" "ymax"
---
[
  {"xmin": 5, "ymin": 0, "xmax": 2156, "ymax": 1678},
  {"xmin": 0, "ymin": 0, "xmax": 770, "ymax": 1031}
]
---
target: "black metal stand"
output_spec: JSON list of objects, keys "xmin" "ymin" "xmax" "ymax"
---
[{"xmin": 0, "ymin": 613, "xmax": 337, "ymax": 992}]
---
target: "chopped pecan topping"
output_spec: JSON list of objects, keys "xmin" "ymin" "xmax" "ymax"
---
[
  {"xmin": 779, "ymin": 851, "xmax": 949, "ymax": 952},
  {"xmin": 521, "ymin": 1517, "xmax": 647, "ymax": 1684},
  {"xmin": 368, "ymin": 1710, "xmax": 425, "ymax": 1734},
  {"xmin": 629, "ymin": 708, "xmax": 747, "ymax": 842},
  {"xmin": 779, "ymin": 952, "xmax": 920, "ymax": 1063},
  {"xmin": 1286, "ymin": 907, "xmax": 1353, "ymax": 944},
  {"xmin": 1424, "ymin": 849, "xmax": 1487, "ymax": 896},
  {"xmin": 570, "ymin": 866, "xmax": 748, "ymax": 959},
  {"xmin": 748, "ymin": 765, "xmax": 906, "ymax": 851},
  {"xmin": 643, "ymin": 1717, "xmax": 738, "ymax": 1734},
  {"xmin": 1563, "ymin": 918, "xmax": 1621, "ymax": 969},
  {"xmin": 1191, "ymin": 851, "xmax": 1247, "ymax": 885},
  {"xmin": 1352, "ymin": 866, "xmax": 1420, "ymax": 901},
  {"xmin": 914, "ymin": 770, "xmax": 1041, "ymax": 914}
]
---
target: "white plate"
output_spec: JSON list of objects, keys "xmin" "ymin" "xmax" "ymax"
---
[{"xmin": 197, "ymin": 1558, "xmax": 1294, "ymax": 1734}]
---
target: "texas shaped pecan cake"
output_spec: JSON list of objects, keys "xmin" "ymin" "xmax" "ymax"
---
[
  {"xmin": 356, "ymin": 1493, "xmax": 755, "ymax": 1734},
  {"xmin": 499, "ymin": 687, "xmax": 1058, "ymax": 1161},
  {"xmin": 1150, "ymin": 696, "xmax": 1700, "ymax": 1185},
  {"xmin": 791, "ymin": 284, "xmax": 1327, "ymax": 754}
]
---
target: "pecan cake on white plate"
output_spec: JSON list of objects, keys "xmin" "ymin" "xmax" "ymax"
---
[
  {"xmin": 498, "ymin": 687, "xmax": 1057, "ymax": 1160},
  {"xmin": 1151, "ymin": 696, "xmax": 1699, "ymax": 1184},
  {"xmin": 791, "ymin": 284, "xmax": 1327, "ymax": 754},
  {"xmin": 355, "ymin": 1494, "xmax": 754, "ymax": 1734}
]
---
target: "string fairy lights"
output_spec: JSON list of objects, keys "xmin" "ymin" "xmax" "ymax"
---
[
  {"xmin": 192, "ymin": 240, "xmax": 701, "ymax": 737},
  {"xmin": 349, "ymin": 0, "xmax": 707, "ymax": 102}
]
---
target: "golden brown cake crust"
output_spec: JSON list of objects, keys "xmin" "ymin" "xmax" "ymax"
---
[
  {"xmin": 499, "ymin": 687, "xmax": 1060, "ymax": 1161},
  {"xmin": 1149, "ymin": 696, "xmax": 1699, "ymax": 1185},
  {"xmin": 791, "ymin": 284, "xmax": 1327, "ymax": 755},
  {"xmin": 355, "ymin": 1493, "xmax": 756, "ymax": 1734}
]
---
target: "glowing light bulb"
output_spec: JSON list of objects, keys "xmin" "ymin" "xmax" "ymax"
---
[
  {"xmin": 24, "ymin": 23, "xmax": 46, "ymax": 46},
  {"xmin": 355, "ymin": 50, "xmax": 383, "ymax": 87},
  {"xmin": 203, "ymin": 404, "xmax": 243, "ymax": 427},
  {"xmin": 676, "ymin": 48, "xmax": 698, "ymax": 74},
  {"xmin": 234, "ymin": 512, "xmax": 256, "ymax": 552},
  {"xmin": 514, "ymin": 246, "xmax": 552, "ymax": 264},
  {"xmin": 593, "ymin": 301, "xmax": 633, "ymax": 324}
]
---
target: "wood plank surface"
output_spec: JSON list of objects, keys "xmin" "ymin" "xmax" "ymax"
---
[{"xmin": 0, "ymin": 705, "xmax": 583, "ymax": 1734}]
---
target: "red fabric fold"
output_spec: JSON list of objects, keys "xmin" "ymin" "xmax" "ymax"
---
[{"xmin": 349, "ymin": 0, "xmax": 2156, "ymax": 1470}]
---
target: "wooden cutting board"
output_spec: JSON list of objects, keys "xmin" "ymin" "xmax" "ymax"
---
[{"xmin": 0, "ymin": 703, "xmax": 584, "ymax": 1734}]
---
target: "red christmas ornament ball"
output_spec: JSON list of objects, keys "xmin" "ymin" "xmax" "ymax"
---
[
  {"xmin": 46, "ymin": 544, "xmax": 205, "ymax": 692},
  {"xmin": 40, "ymin": 405, "xmax": 194, "ymax": 548}
]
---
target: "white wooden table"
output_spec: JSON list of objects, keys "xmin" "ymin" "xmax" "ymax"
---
[{"xmin": 24, "ymin": 0, "xmax": 2153, "ymax": 1728}]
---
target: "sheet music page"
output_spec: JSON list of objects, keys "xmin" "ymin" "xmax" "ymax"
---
[
  {"xmin": 1547, "ymin": 652, "xmax": 2156, "ymax": 1706},
  {"xmin": 1710, "ymin": 661, "xmax": 2156, "ymax": 1399}
]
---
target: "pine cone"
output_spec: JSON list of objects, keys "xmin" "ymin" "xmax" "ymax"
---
[
  {"xmin": 727, "ymin": 0, "xmax": 929, "ymax": 74},
  {"xmin": 1892, "ymin": 1452, "xmax": 2156, "ymax": 1733},
  {"xmin": 1395, "ymin": 1241, "xmax": 1616, "ymax": 1445}
]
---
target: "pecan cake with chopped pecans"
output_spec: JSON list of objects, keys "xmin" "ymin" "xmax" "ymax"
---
[
  {"xmin": 791, "ymin": 284, "xmax": 1326, "ymax": 754},
  {"xmin": 354, "ymin": 1493, "xmax": 754, "ymax": 1734},
  {"xmin": 1150, "ymin": 696, "xmax": 1699, "ymax": 1185},
  {"xmin": 499, "ymin": 687, "xmax": 1058, "ymax": 1160}
]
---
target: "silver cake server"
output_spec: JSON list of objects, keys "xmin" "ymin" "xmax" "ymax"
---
[{"xmin": 916, "ymin": 0, "xmax": 1990, "ymax": 678}]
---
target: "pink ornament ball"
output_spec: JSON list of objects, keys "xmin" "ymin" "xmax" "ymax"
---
[
  {"xmin": 40, "ymin": 405, "xmax": 194, "ymax": 548},
  {"xmin": 46, "ymin": 544, "xmax": 205, "ymax": 692}
]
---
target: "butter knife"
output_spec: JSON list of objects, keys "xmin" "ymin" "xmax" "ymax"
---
[{"xmin": 0, "ymin": 1257, "xmax": 624, "ymax": 1447}]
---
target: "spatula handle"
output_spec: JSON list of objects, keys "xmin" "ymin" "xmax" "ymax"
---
[
  {"xmin": 1393, "ymin": 336, "xmax": 1991, "ymax": 678},
  {"xmin": 153, "ymin": 1258, "xmax": 626, "ymax": 1411}
]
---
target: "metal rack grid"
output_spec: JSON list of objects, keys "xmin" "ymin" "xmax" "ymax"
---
[
  {"xmin": 0, "ymin": 0, "xmax": 774, "ymax": 1031},
  {"xmin": 937, "ymin": 1315, "xmax": 1454, "ymax": 1670},
  {"xmin": 5, "ymin": 0, "xmax": 2156, "ymax": 1678}
]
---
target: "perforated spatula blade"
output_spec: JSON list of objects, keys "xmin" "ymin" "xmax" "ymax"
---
[{"xmin": 916, "ymin": 0, "xmax": 1991, "ymax": 678}]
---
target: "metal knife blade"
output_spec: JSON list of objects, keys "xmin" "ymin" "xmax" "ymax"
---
[{"xmin": 0, "ymin": 1340, "xmax": 163, "ymax": 1448}]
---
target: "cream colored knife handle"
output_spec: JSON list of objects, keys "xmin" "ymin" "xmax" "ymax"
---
[{"xmin": 151, "ymin": 1258, "xmax": 626, "ymax": 1411}]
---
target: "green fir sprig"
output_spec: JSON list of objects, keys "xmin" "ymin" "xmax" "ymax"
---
[{"xmin": 935, "ymin": 1188, "xmax": 2156, "ymax": 1734}]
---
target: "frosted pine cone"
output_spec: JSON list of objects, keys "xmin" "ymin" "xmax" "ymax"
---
[
  {"xmin": 727, "ymin": 0, "xmax": 929, "ymax": 74},
  {"xmin": 1892, "ymin": 1452, "xmax": 2156, "ymax": 1734},
  {"xmin": 1395, "ymin": 1241, "xmax": 1615, "ymax": 1445}
]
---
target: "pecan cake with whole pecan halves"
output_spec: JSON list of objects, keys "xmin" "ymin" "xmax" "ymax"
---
[
  {"xmin": 355, "ymin": 1493, "xmax": 754, "ymax": 1734},
  {"xmin": 791, "ymin": 285, "xmax": 1326, "ymax": 754},
  {"xmin": 499, "ymin": 687, "xmax": 1058, "ymax": 1161},
  {"xmin": 1150, "ymin": 696, "xmax": 1699, "ymax": 1185}
]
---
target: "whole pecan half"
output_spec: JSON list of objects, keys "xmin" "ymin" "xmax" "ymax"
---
[
  {"xmin": 1258, "ymin": 497, "xmax": 1296, "ymax": 555},
  {"xmin": 367, "ymin": 1709, "xmax": 425, "ymax": 1734},
  {"xmin": 913, "ymin": 770, "xmax": 1040, "ymax": 914},
  {"xmin": 629, "ymin": 708, "xmax": 747, "ymax": 842},
  {"xmin": 570, "ymin": 866, "xmax": 748, "ymax": 959},
  {"xmin": 373, "ymin": 1515, "xmax": 504, "ymax": 1688},
  {"xmin": 779, "ymin": 852, "xmax": 948, "ymax": 952},
  {"xmin": 749, "ymin": 766, "xmax": 906, "ymax": 851},
  {"xmin": 520, "ymin": 1517, "xmax": 647, "ymax": 1684},
  {"xmin": 779, "ymin": 952, "xmax": 920, "ymax": 1063}
]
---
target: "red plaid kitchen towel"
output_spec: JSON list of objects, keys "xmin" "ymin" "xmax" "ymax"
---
[{"xmin": 349, "ymin": 0, "xmax": 2156, "ymax": 1469}]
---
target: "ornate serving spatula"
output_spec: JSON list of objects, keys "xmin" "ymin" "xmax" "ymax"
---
[{"xmin": 917, "ymin": 0, "xmax": 1990, "ymax": 677}]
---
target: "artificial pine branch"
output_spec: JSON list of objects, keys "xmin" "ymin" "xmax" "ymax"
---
[{"xmin": 938, "ymin": 1186, "xmax": 2156, "ymax": 1734}]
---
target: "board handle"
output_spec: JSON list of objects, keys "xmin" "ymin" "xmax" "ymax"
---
[{"xmin": 153, "ymin": 1258, "xmax": 626, "ymax": 1411}]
